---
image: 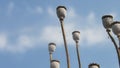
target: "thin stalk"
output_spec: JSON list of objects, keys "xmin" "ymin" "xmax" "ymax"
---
[
  {"xmin": 106, "ymin": 29, "xmax": 120, "ymax": 68},
  {"xmin": 60, "ymin": 19, "xmax": 70, "ymax": 68},
  {"xmin": 76, "ymin": 41, "xmax": 81, "ymax": 68},
  {"xmin": 118, "ymin": 36, "xmax": 120, "ymax": 47},
  {"xmin": 50, "ymin": 53, "xmax": 52, "ymax": 68}
]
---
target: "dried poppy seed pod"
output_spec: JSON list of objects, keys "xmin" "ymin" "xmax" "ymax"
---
[
  {"xmin": 72, "ymin": 31, "xmax": 80, "ymax": 43},
  {"xmin": 51, "ymin": 60, "xmax": 60, "ymax": 68},
  {"xmin": 102, "ymin": 15, "xmax": 113, "ymax": 29},
  {"xmin": 88, "ymin": 63, "xmax": 100, "ymax": 68},
  {"xmin": 48, "ymin": 43, "xmax": 56, "ymax": 54},
  {"xmin": 56, "ymin": 6, "xmax": 67, "ymax": 20},
  {"xmin": 111, "ymin": 21, "xmax": 120, "ymax": 46},
  {"xmin": 111, "ymin": 21, "xmax": 120, "ymax": 36}
]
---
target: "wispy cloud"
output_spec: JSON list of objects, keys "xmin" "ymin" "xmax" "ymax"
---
[
  {"xmin": 7, "ymin": 2, "xmax": 43, "ymax": 16},
  {"xmin": 87, "ymin": 12, "xmax": 96, "ymax": 25},
  {"xmin": 41, "ymin": 7, "xmax": 108, "ymax": 46},
  {"xmin": 0, "ymin": 6, "xmax": 117, "ymax": 53},
  {"xmin": 40, "ymin": 23, "xmax": 75, "ymax": 46},
  {"xmin": 0, "ymin": 28, "xmax": 41, "ymax": 53},
  {"xmin": 40, "ymin": 25, "xmax": 63, "ymax": 45},
  {"xmin": 34, "ymin": 6, "xmax": 43, "ymax": 14},
  {"xmin": 47, "ymin": 7, "xmax": 56, "ymax": 17},
  {"xmin": 7, "ymin": 2, "xmax": 14, "ymax": 15},
  {"xmin": 81, "ymin": 28, "xmax": 106, "ymax": 45},
  {"xmin": 26, "ymin": 6, "xmax": 43, "ymax": 15},
  {"xmin": 67, "ymin": 7, "xmax": 77, "ymax": 18},
  {"xmin": 18, "ymin": 35, "xmax": 32, "ymax": 47},
  {"xmin": 40, "ymin": 23, "xmax": 106, "ymax": 47},
  {"xmin": 0, "ymin": 33, "xmax": 7, "ymax": 49}
]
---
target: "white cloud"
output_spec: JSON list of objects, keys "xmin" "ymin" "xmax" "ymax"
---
[
  {"xmin": 40, "ymin": 23, "xmax": 106, "ymax": 47},
  {"xmin": 18, "ymin": 35, "xmax": 32, "ymax": 46},
  {"xmin": 0, "ymin": 33, "xmax": 7, "ymax": 48},
  {"xmin": 81, "ymin": 28, "xmax": 106, "ymax": 45},
  {"xmin": 41, "ymin": 8, "xmax": 107, "ymax": 46},
  {"xmin": 5, "ymin": 34, "xmax": 38, "ymax": 53},
  {"xmin": 7, "ymin": 2, "xmax": 14, "ymax": 15},
  {"xmin": 0, "ymin": 6, "xmax": 118, "ymax": 53},
  {"xmin": 40, "ymin": 25, "xmax": 63, "ymax": 45},
  {"xmin": 0, "ymin": 22, "xmax": 106, "ymax": 53},
  {"xmin": 0, "ymin": 28, "xmax": 41, "ymax": 53},
  {"xmin": 47, "ymin": 7, "xmax": 56, "ymax": 16}
]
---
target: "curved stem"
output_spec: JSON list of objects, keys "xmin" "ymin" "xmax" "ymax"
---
[
  {"xmin": 60, "ymin": 20, "xmax": 70, "ymax": 68},
  {"xmin": 76, "ymin": 41, "xmax": 81, "ymax": 68},
  {"xmin": 106, "ymin": 29, "xmax": 120, "ymax": 68}
]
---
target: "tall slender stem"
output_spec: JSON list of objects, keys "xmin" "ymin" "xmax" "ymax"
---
[
  {"xmin": 118, "ymin": 36, "xmax": 120, "ymax": 47},
  {"xmin": 118, "ymin": 36, "xmax": 120, "ymax": 65},
  {"xmin": 60, "ymin": 19, "xmax": 70, "ymax": 68},
  {"xmin": 50, "ymin": 53, "xmax": 52, "ymax": 62},
  {"xmin": 50, "ymin": 53, "xmax": 52, "ymax": 68},
  {"xmin": 119, "ymin": 39, "xmax": 120, "ymax": 48},
  {"xmin": 106, "ymin": 29, "xmax": 120, "ymax": 68},
  {"xmin": 119, "ymin": 40, "xmax": 120, "ymax": 48},
  {"xmin": 76, "ymin": 41, "xmax": 81, "ymax": 68}
]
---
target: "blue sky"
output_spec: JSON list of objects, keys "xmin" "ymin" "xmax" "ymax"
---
[{"xmin": 0, "ymin": 0, "xmax": 120, "ymax": 68}]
